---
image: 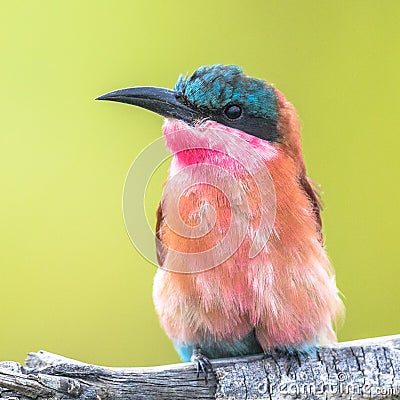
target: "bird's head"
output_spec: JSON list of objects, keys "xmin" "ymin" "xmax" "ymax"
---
[
  {"xmin": 97, "ymin": 65, "xmax": 304, "ymax": 170},
  {"xmin": 172, "ymin": 64, "xmax": 279, "ymax": 142}
]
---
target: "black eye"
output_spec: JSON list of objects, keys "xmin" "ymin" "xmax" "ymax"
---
[{"xmin": 224, "ymin": 104, "xmax": 242, "ymax": 120}]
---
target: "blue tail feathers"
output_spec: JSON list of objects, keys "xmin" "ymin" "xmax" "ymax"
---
[
  {"xmin": 174, "ymin": 331, "xmax": 318, "ymax": 362},
  {"xmin": 174, "ymin": 330, "xmax": 263, "ymax": 362}
]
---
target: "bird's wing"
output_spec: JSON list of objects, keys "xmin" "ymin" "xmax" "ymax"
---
[
  {"xmin": 155, "ymin": 202, "xmax": 167, "ymax": 267},
  {"xmin": 299, "ymin": 175, "xmax": 323, "ymax": 243}
]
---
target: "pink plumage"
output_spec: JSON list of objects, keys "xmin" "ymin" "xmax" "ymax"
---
[
  {"xmin": 153, "ymin": 88, "xmax": 343, "ymax": 352},
  {"xmin": 98, "ymin": 64, "xmax": 344, "ymax": 367}
]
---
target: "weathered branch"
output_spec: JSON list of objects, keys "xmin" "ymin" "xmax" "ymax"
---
[{"xmin": 1, "ymin": 335, "xmax": 400, "ymax": 399}]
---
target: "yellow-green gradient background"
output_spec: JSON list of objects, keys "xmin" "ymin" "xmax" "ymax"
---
[{"xmin": 1, "ymin": 1, "xmax": 399, "ymax": 366}]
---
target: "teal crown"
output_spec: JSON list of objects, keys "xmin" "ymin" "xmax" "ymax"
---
[{"xmin": 174, "ymin": 64, "xmax": 277, "ymax": 121}]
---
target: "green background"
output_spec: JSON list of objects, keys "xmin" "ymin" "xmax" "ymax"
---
[{"xmin": 1, "ymin": 1, "xmax": 399, "ymax": 366}]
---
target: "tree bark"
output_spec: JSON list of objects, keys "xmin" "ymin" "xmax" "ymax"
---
[{"xmin": 1, "ymin": 335, "xmax": 400, "ymax": 399}]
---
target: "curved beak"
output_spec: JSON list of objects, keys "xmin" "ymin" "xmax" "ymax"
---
[{"xmin": 96, "ymin": 86, "xmax": 200, "ymax": 123}]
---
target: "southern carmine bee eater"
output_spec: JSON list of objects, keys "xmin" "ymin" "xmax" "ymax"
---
[{"xmin": 97, "ymin": 65, "xmax": 344, "ymax": 380}]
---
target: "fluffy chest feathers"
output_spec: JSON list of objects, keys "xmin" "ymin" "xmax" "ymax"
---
[
  {"xmin": 157, "ymin": 119, "xmax": 279, "ymax": 273},
  {"xmin": 153, "ymin": 120, "xmax": 341, "ymax": 347}
]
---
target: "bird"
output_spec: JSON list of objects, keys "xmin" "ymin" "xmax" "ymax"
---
[{"xmin": 97, "ymin": 64, "xmax": 344, "ymax": 381}]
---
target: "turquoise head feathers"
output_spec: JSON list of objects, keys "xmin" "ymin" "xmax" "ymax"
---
[{"xmin": 174, "ymin": 64, "xmax": 278, "ymax": 123}]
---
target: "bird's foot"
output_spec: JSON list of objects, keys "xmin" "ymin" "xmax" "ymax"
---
[
  {"xmin": 268, "ymin": 344, "xmax": 317, "ymax": 377},
  {"xmin": 190, "ymin": 347, "xmax": 213, "ymax": 384}
]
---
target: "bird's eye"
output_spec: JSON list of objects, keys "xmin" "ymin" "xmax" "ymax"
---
[{"xmin": 223, "ymin": 104, "xmax": 242, "ymax": 120}]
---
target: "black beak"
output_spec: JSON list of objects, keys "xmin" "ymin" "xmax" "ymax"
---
[{"xmin": 96, "ymin": 86, "xmax": 201, "ymax": 123}]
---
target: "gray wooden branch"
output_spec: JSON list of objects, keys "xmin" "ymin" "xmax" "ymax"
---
[{"xmin": 1, "ymin": 335, "xmax": 400, "ymax": 399}]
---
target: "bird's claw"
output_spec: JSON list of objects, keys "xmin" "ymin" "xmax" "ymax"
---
[{"xmin": 191, "ymin": 348, "xmax": 213, "ymax": 384}]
